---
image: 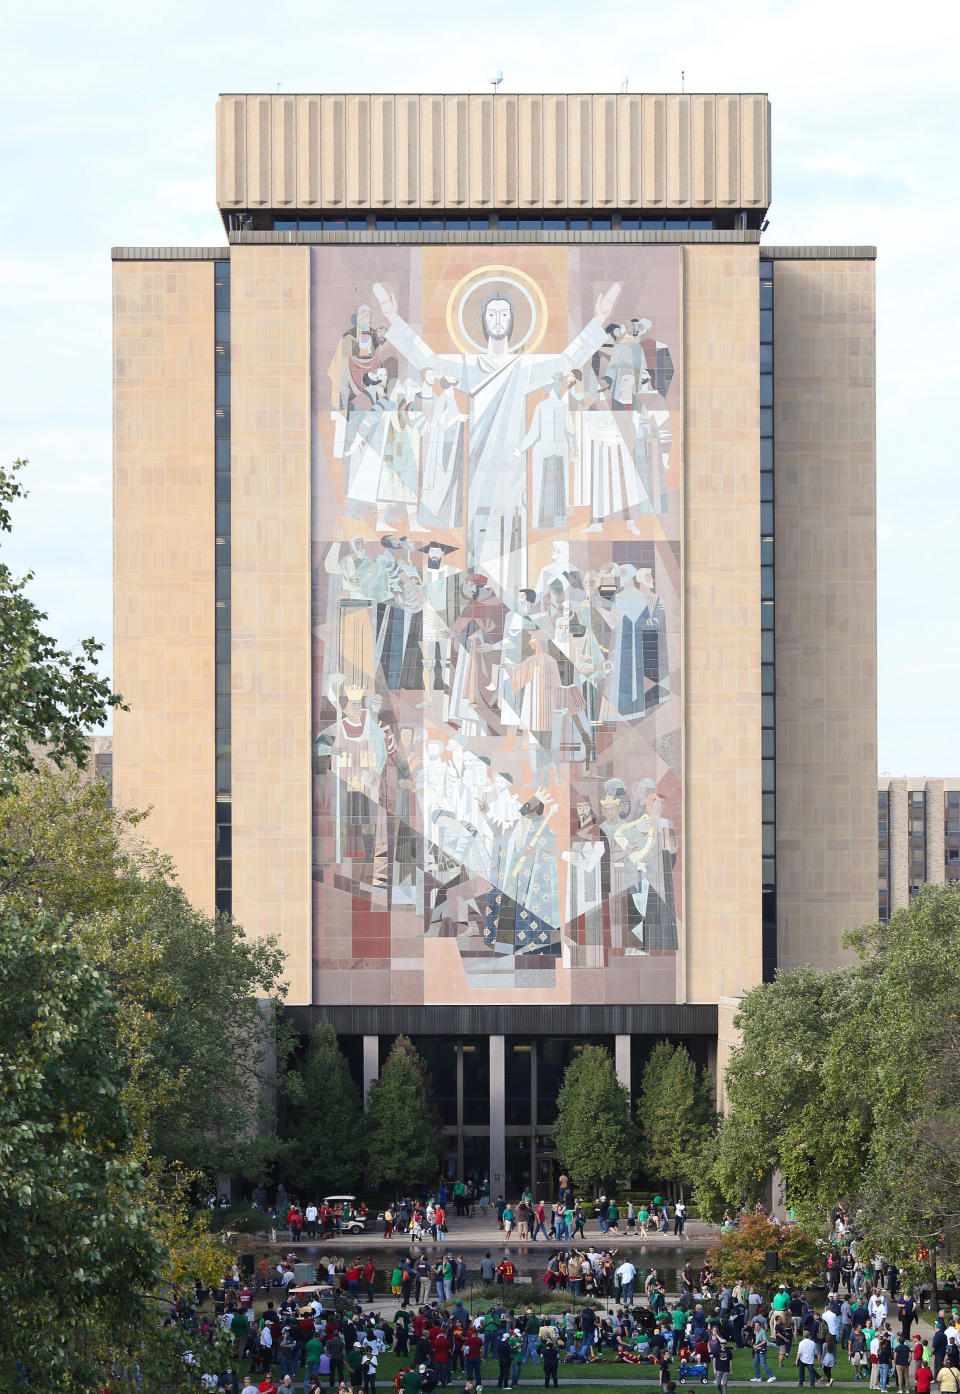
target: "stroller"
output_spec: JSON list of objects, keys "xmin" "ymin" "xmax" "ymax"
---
[{"xmin": 678, "ymin": 1362, "xmax": 709, "ymax": 1384}]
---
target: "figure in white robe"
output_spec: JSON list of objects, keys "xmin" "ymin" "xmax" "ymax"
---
[
  {"xmin": 513, "ymin": 374, "xmax": 576, "ymax": 530},
  {"xmin": 373, "ymin": 280, "xmax": 621, "ymax": 596},
  {"xmin": 420, "ymin": 376, "xmax": 466, "ymax": 529}
]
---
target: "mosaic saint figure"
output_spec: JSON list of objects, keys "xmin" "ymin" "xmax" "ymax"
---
[
  {"xmin": 420, "ymin": 372, "xmax": 466, "ymax": 529},
  {"xmin": 484, "ymin": 794, "xmax": 561, "ymax": 955},
  {"xmin": 373, "ymin": 279, "xmax": 621, "ymax": 596}
]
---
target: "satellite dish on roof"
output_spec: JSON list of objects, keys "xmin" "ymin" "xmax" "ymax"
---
[{"xmin": 489, "ymin": 70, "xmax": 503, "ymax": 93}]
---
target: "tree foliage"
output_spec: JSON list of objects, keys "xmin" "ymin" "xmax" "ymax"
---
[
  {"xmin": 706, "ymin": 883, "xmax": 960, "ymax": 1269},
  {"xmin": 706, "ymin": 1212, "xmax": 821, "ymax": 1296},
  {"xmin": 0, "ymin": 769, "xmax": 291, "ymax": 1387},
  {"xmin": 709, "ymin": 966, "xmax": 871, "ymax": 1222},
  {"xmin": 0, "ymin": 459, "xmax": 274, "ymax": 1388},
  {"xmin": 553, "ymin": 1044, "xmax": 639, "ymax": 1195},
  {"xmin": 0, "ymin": 909, "xmax": 162, "ymax": 1387},
  {"xmin": 283, "ymin": 1023, "xmax": 365, "ymax": 1196},
  {"xmin": 0, "ymin": 767, "xmax": 291, "ymax": 1175},
  {"xmin": 638, "ymin": 1040, "xmax": 716, "ymax": 1199},
  {"xmin": 0, "ymin": 458, "xmax": 123, "ymax": 786},
  {"xmin": 365, "ymin": 1036, "xmax": 443, "ymax": 1191}
]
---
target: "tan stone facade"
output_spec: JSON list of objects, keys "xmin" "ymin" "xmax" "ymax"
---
[
  {"xmin": 113, "ymin": 261, "xmax": 217, "ymax": 916},
  {"xmin": 879, "ymin": 776, "xmax": 960, "ymax": 921},
  {"xmin": 217, "ymin": 93, "xmax": 771, "ymax": 214},
  {"xmin": 230, "ymin": 246, "xmax": 313, "ymax": 1002},
  {"xmin": 683, "ymin": 246, "xmax": 763, "ymax": 1001},
  {"xmin": 112, "ymin": 94, "xmax": 876, "ymax": 1051},
  {"xmin": 772, "ymin": 258, "xmax": 878, "ymax": 969}
]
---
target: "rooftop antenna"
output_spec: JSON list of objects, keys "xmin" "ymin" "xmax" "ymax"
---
[
  {"xmin": 681, "ymin": 70, "xmax": 685, "ymax": 93},
  {"xmin": 621, "ymin": 77, "xmax": 630, "ymax": 93},
  {"xmin": 276, "ymin": 72, "xmax": 285, "ymax": 92},
  {"xmin": 489, "ymin": 70, "xmax": 503, "ymax": 94}
]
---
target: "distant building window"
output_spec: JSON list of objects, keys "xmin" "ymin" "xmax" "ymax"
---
[
  {"xmin": 878, "ymin": 819, "xmax": 887, "ymax": 837},
  {"xmin": 948, "ymin": 791, "xmax": 960, "ymax": 808},
  {"xmin": 950, "ymin": 848, "xmax": 960, "ymax": 862},
  {"xmin": 947, "ymin": 819, "xmax": 959, "ymax": 836}
]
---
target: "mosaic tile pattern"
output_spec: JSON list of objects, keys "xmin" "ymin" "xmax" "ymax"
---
[{"xmin": 310, "ymin": 247, "xmax": 683, "ymax": 1002}]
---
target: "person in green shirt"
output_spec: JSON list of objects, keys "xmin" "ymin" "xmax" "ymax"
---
[
  {"xmin": 672, "ymin": 1305, "xmax": 687, "ymax": 1345},
  {"xmin": 608, "ymin": 1200, "xmax": 620, "ymax": 1233},
  {"xmin": 773, "ymin": 1285, "xmax": 791, "ymax": 1312},
  {"xmin": 230, "ymin": 1308, "xmax": 249, "ymax": 1355},
  {"xmin": 400, "ymin": 1367, "xmax": 422, "ymax": 1394},
  {"xmin": 305, "ymin": 1333, "xmax": 325, "ymax": 1386},
  {"xmin": 391, "ymin": 1265, "xmax": 403, "ymax": 1297},
  {"xmin": 346, "ymin": 1342, "xmax": 364, "ymax": 1391}
]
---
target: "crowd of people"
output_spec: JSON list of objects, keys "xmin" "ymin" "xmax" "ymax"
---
[
  {"xmin": 172, "ymin": 1271, "xmax": 960, "ymax": 1394},
  {"xmin": 371, "ymin": 1176, "xmax": 689, "ymax": 1244},
  {"xmin": 167, "ymin": 1223, "xmax": 960, "ymax": 1394}
]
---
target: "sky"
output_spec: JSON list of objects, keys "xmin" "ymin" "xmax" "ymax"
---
[{"xmin": 1, "ymin": 0, "xmax": 958, "ymax": 774}]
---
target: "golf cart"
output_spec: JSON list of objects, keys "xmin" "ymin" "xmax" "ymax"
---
[{"xmin": 324, "ymin": 1194, "xmax": 368, "ymax": 1234}]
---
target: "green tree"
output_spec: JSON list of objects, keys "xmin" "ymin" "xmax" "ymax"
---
[
  {"xmin": 0, "ymin": 458, "xmax": 123, "ymax": 786},
  {"xmin": 365, "ymin": 1036, "xmax": 443, "ymax": 1192},
  {"xmin": 711, "ymin": 966, "xmax": 871, "ymax": 1223},
  {"xmin": 553, "ymin": 1044, "xmax": 638, "ymax": 1196},
  {"xmin": 0, "ymin": 908, "xmax": 163, "ymax": 1388},
  {"xmin": 706, "ymin": 885, "xmax": 960, "ymax": 1279},
  {"xmin": 0, "ymin": 767, "xmax": 291, "ymax": 1177},
  {"xmin": 638, "ymin": 1040, "xmax": 716, "ymax": 1199},
  {"xmin": 284, "ymin": 1023, "xmax": 365, "ymax": 1195},
  {"xmin": 706, "ymin": 1212, "xmax": 821, "ymax": 1297},
  {"xmin": 844, "ymin": 884, "xmax": 960, "ymax": 1266}
]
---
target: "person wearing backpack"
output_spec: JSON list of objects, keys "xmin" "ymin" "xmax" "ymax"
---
[{"xmin": 938, "ymin": 1363, "xmax": 960, "ymax": 1394}]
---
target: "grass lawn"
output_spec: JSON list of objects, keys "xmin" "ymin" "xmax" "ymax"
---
[{"xmin": 224, "ymin": 1343, "xmax": 861, "ymax": 1388}]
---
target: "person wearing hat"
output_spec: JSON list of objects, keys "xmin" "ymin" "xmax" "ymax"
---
[
  {"xmin": 346, "ymin": 1341, "xmax": 365, "ymax": 1392},
  {"xmin": 715, "ymin": 1339, "xmax": 732, "ymax": 1394}
]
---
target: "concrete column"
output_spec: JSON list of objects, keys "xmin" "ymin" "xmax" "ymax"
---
[
  {"xmin": 888, "ymin": 778, "xmax": 909, "ymax": 911},
  {"xmin": 716, "ymin": 996, "xmax": 743, "ymax": 1116},
  {"xmin": 614, "ymin": 1035, "xmax": 631, "ymax": 1100},
  {"xmin": 926, "ymin": 779, "xmax": 946, "ymax": 884},
  {"xmin": 362, "ymin": 1035, "xmax": 379, "ymax": 1110},
  {"xmin": 489, "ymin": 1035, "xmax": 505, "ymax": 1195}
]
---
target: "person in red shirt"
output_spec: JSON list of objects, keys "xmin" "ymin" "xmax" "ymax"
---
[
  {"xmin": 916, "ymin": 1363, "xmax": 933, "ymax": 1394},
  {"xmin": 346, "ymin": 1260, "xmax": 361, "ymax": 1297},
  {"xmin": 259, "ymin": 1379, "xmax": 278, "ymax": 1394},
  {"xmin": 431, "ymin": 1331, "xmax": 452, "ymax": 1386},
  {"xmin": 497, "ymin": 1258, "xmax": 515, "ymax": 1284},
  {"xmin": 364, "ymin": 1259, "xmax": 377, "ymax": 1302},
  {"xmin": 464, "ymin": 1328, "xmax": 483, "ymax": 1383}
]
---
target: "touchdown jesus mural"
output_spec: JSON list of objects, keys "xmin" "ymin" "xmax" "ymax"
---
[{"xmin": 309, "ymin": 246, "xmax": 683, "ymax": 1004}]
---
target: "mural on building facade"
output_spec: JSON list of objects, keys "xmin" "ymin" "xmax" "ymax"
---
[{"xmin": 310, "ymin": 246, "xmax": 682, "ymax": 1003}]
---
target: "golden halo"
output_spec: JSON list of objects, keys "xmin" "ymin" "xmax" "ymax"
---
[{"xmin": 445, "ymin": 264, "xmax": 549, "ymax": 354}]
